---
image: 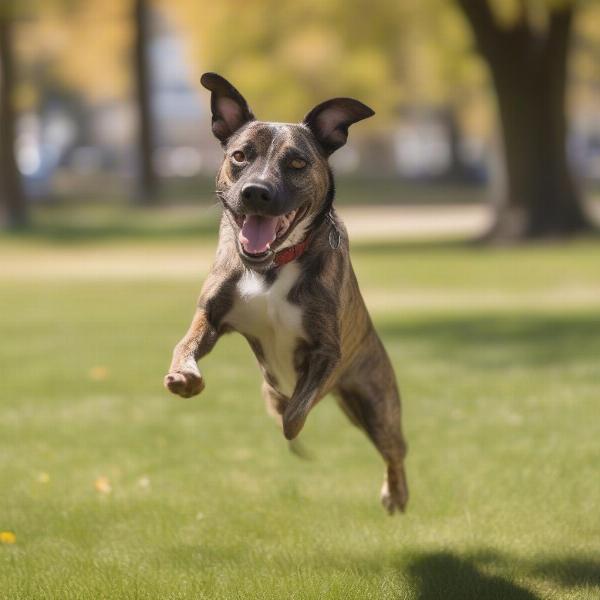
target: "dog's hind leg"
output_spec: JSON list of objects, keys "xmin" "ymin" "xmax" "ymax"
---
[
  {"xmin": 262, "ymin": 381, "xmax": 312, "ymax": 459},
  {"xmin": 335, "ymin": 351, "xmax": 408, "ymax": 514}
]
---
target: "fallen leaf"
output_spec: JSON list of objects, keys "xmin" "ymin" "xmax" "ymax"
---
[
  {"xmin": 0, "ymin": 531, "xmax": 16, "ymax": 544},
  {"xmin": 137, "ymin": 476, "xmax": 150, "ymax": 489},
  {"xmin": 94, "ymin": 476, "xmax": 112, "ymax": 494},
  {"xmin": 89, "ymin": 366, "xmax": 109, "ymax": 381}
]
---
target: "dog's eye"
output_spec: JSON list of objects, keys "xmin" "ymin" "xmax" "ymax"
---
[
  {"xmin": 290, "ymin": 158, "xmax": 307, "ymax": 170},
  {"xmin": 231, "ymin": 151, "xmax": 246, "ymax": 164}
]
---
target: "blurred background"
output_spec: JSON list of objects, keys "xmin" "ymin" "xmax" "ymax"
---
[
  {"xmin": 1, "ymin": 0, "xmax": 600, "ymax": 236},
  {"xmin": 2, "ymin": 2, "xmax": 600, "ymax": 598}
]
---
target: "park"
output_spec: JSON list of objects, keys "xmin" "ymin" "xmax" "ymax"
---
[{"xmin": 1, "ymin": 1, "xmax": 599, "ymax": 598}]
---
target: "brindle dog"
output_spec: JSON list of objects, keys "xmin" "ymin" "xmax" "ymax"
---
[{"xmin": 165, "ymin": 73, "xmax": 408, "ymax": 513}]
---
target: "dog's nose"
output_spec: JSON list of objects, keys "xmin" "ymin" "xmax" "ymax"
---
[{"xmin": 241, "ymin": 182, "xmax": 272, "ymax": 206}]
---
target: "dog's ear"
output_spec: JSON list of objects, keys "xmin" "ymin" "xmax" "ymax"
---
[
  {"xmin": 302, "ymin": 98, "xmax": 374, "ymax": 155},
  {"xmin": 200, "ymin": 72, "xmax": 255, "ymax": 144}
]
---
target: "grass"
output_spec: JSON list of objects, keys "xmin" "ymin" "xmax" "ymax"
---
[{"xmin": 1, "ymin": 207, "xmax": 600, "ymax": 599}]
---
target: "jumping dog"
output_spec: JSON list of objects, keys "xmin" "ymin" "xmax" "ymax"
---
[{"xmin": 165, "ymin": 73, "xmax": 409, "ymax": 513}]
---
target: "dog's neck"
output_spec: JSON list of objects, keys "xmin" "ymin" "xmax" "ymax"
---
[
  {"xmin": 273, "ymin": 236, "xmax": 310, "ymax": 267},
  {"xmin": 274, "ymin": 208, "xmax": 340, "ymax": 268}
]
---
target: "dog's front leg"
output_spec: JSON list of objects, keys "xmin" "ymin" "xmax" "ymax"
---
[
  {"xmin": 165, "ymin": 268, "xmax": 239, "ymax": 398},
  {"xmin": 282, "ymin": 345, "xmax": 340, "ymax": 440},
  {"xmin": 164, "ymin": 308, "xmax": 219, "ymax": 398}
]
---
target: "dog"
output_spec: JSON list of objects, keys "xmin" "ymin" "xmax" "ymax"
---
[{"xmin": 164, "ymin": 73, "xmax": 408, "ymax": 514}]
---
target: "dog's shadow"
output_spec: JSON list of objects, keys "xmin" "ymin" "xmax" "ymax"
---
[
  {"xmin": 404, "ymin": 550, "xmax": 537, "ymax": 600},
  {"xmin": 160, "ymin": 541, "xmax": 599, "ymax": 599},
  {"xmin": 383, "ymin": 549, "xmax": 599, "ymax": 600}
]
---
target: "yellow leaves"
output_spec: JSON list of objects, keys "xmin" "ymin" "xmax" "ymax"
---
[
  {"xmin": 89, "ymin": 366, "xmax": 109, "ymax": 381},
  {"xmin": 0, "ymin": 531, "xmax": 16, "ymax": 545},
  {"xmin": 488, "ymin": 0, "xmax": 527, "ymax": 26},
  {"xmin": 94, "ymin": 476, "xmax": 112, "ymax": 495},
  {"xmin": 137, "ymin": 475, "xmax": 150, "ymax": 489},
  {"xmin": 37, "ymin": 472, "xmax": 50, "ymax": 484},
  {"xmin": 339, "ymin": 48, "xmax": 397, "ymax": 115},
  {"xmin": 3, "ymin": 469, "xmax": 149, "ymax": 547},
  {"xmin": 488, "ymin": 0, "xmax": 577, "ymax": 30},
  {"xmin": 280, "ymin": 27, "xmax": 342, "ymax": 76},
  {"xmin": 17, "ymin": 2, "xmax": 131, "ymax": 103}
]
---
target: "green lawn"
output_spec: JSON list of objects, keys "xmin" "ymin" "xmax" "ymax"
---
[{"xmin": 1, "ymin": 216, "xmax": 599, "ymax": 599}]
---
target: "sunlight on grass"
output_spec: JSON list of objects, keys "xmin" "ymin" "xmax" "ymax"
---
[{"xmin": 1, "ymin": 231, "xmax": 599, "ymax": 599}]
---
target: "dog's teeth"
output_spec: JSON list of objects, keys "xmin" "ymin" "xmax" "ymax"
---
[{"xmin": 274, "ymin": 210, "xmax": 297, "ymax": 239}]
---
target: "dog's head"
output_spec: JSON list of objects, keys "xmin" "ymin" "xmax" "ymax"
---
[{"xmin": 201, "ymin": 72, "xmax": 374, "ymax": 269}]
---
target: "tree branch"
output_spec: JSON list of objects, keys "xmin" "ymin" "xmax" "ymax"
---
[{"xmin": 456, "ymin": 0, "xmax": 503, "ymax": 61}]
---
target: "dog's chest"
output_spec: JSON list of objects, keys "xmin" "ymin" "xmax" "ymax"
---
[{"xmin": 225, "ymin": 264, "xmax": 305, "ymax": 397}]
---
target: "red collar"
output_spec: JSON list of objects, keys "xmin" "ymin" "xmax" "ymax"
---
[
  {"xmin": 271, "ymin": 210, "xmax": 339, "ymax": 267},
  {"xmin": 273, "ymin": 237, "xmax": 309, "ymax": 267}
]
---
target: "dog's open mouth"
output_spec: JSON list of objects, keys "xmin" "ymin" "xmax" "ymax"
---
[{"xmin": 235, "ymin": 208, "xmax": 305, "ymax": 258}]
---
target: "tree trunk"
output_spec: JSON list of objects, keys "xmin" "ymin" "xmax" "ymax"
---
[
  {"xmin": 458, "ymin": 1, "xmax": 592, "ymax": 240},
  {"xmin": 0, "ymin": 14, "xmax": 27, "ymax": 228},
  {"xmin": 439, "ymin": 106, "xmax": 471, "ymax": 183},
  {"xmin": 133, "ymin": 0, "xmax": 159, "ymax": 204}
]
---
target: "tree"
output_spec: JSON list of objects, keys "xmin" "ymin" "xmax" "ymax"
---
[
  {"xmin": 2, "ymin": 0, "xmax": 133, "ymax": 227},
  {"xmin": 457, "ymin": 0, "xmax": 592, "ymax": 240},
  {"xmin": 20, "ymin": 1, "xmax": 157, "ymax": 205},
  {"xmin": 132, "ymin": 0, "xmax": 158, "ymax": 204},
  {"xmin": 167, "ymin": 0, "xmax": 407, "ymax": 121},
  {"xmin": 397, "ymin": 2, "xmax": 489, "ymax": 183},
  {"xmin": 161, "ymin": 0, "xmax": 600, "ymax": 237},
  {"xmin": 166, "ymin": 0, "xmax": 491, "ymax": 183},
  {"xmin": 0, "ymin": 9, "xmax": 27, "ymax": 228}
]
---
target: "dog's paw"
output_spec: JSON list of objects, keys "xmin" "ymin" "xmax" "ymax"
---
[
  {"xmin": 380, "ymin": 467, "xmax": 409, "ymax": 515},
  {"xmin": 164, "ymin": 370, "xmax": 205, "ymax": 398}
]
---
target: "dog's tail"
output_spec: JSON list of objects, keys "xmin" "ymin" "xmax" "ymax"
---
[{"xmin": 287, "ymin": 438, "xmax": 314, "ymax": 460}]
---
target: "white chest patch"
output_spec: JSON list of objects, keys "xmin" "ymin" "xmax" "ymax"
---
[{"xmin": 226, "ymin": 264, "xmax": 305, "ymax": 397}]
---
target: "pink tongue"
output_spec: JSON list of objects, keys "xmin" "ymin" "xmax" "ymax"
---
[{"xmin": 239, "ymin": 215, "xmax": 279, "ymax": 254}]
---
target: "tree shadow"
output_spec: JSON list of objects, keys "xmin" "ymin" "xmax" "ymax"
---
[
  {"xmin": 4, "ymin": 219, "xmax": 219, "ymax": 244},
  {"xmin": 353, "ymin": 238, "xmax": 471, "ymax": 255},
  {"xmin": 351, "ymin": 230, "xmax": 600, "ymax": 256},
  {"xmin": 378, "ymin": 312, "xmax": 600, "ymax": 370}
]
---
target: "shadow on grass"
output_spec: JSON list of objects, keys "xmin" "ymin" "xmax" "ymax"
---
[
  {"xmin": 353, "ymin": 238, "xmax": 473, "ymax": 255},
  {"xmin": 0, "ymin": 199, "xmax": 222, "ymax": 244},
  {"xmin": 407, "ymin": 551, "xmax": 538, "ymax": 600},
  {"xmin": 4, "ymin": 221, "xmax": 470, "ymax": 248},
  {"xmin": 379, "ymin": 313, "xmax": 600, "ymax": 370},
  {"xmin": 529, "ymin": 556, "xmax": 600, "ymax": 588},
  {"xmin": 352, "ymin": 231, "xmax": 600, "ymax": 255},
  {"xmin": 3, "ymin": 219, "xmax": 219, "ymax": 244},
  {"xmin": 404, "ymin": 550, "xmax": 600, "ymax": 599},
  {"xmin": 157, "ymin": 543, "xmax": 599, "ymax": 599}
]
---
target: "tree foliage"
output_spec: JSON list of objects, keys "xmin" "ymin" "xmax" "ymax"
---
[{"xmin": 166, "ymin": 0, "xmax": 410, "ymax": 122}]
